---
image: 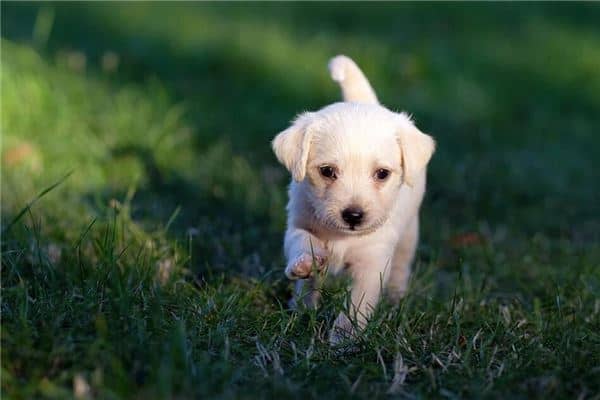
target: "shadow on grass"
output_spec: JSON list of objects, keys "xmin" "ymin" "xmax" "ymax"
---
[{"xmin": 80, "ymin": 142, "xmax": 287, "ymax": 278}]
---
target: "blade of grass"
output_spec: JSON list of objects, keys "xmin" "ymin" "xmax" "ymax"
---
[{"xmin": 2, "ymin": 171, "xmax": 73, "ymax": 235}]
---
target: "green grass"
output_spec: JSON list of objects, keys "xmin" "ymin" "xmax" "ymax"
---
[{"xmin": 2, "ymin": 3, "xmax": 599, "ymax": 399}]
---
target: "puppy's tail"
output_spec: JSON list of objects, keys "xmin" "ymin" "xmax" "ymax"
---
[{"xmin": 328, "ymin": 55, "xmax": 378, "ymax": 104}]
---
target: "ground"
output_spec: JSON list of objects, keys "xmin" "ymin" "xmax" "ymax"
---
[{"xmin": 1, "ymin": 3, "xmax": 599, "ymax": 399}]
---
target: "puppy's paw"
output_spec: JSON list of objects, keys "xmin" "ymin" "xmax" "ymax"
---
[{"xmin": 285, "ymin": 253, "xmax": 327, "ymax": 280}]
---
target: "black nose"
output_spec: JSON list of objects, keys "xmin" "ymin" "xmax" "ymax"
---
[{"xmin": 342, "ymin": 207, "xmax": 364, "ymax": 226}]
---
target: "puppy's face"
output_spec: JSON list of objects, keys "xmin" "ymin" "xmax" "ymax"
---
[
  {"xmin": 273, "ymin": 103, "xmax": 434, "ymax": 235},
  {"xmin": 303, "ymin": 113, "xmax": 402, "ymax": 234}
]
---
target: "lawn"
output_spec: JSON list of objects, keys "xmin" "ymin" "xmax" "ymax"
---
[{"xmin": 1, "ymin": 3, "xmax": 599, "ymax": 399}]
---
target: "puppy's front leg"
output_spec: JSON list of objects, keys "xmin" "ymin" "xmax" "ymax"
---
[
  {"xmin": 284, "ymin": 227, "xmax": 328, "ymax": 279},
  {"xmin": 330, "ymin": 249, "xmax": 391, "ymax": 344},
  {"xmin": 284, "ymin": 227, "xmax": 327, "ymax": 307}
]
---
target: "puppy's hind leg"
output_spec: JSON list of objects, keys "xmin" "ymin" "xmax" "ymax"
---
[{"xmin": 387, "ymin": 217, "xmax": 419, "ymax": 302}]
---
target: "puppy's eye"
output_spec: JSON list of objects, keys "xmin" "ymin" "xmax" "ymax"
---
[
  {"xmin": 374, "ymin": 168, "xmax": 390, "ymax": 181},
  {"xmin": 319, "ymin": 165, "xmax": 337, "ymax": 180}
]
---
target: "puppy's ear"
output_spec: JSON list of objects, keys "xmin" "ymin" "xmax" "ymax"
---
[
  {"xmin": 396, "ymin": 116, "xmax": 435, "ymax": 186},
  {"xmin": 272, "ymin": 112, "xmax": 315, "ymax": 181}
]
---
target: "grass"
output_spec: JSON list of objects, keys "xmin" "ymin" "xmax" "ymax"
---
[{"xmin": 2, "ymin": 3, "xmax": 599, "ymax": 399}]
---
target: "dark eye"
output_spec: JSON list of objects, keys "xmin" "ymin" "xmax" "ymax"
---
[
  {"xmin": 375, "ymin": 168, "xmax": 390, "ymax": 181},
  {"xmin": 319, "ymin": 165, "xmax": 337, "ymax": 180}
]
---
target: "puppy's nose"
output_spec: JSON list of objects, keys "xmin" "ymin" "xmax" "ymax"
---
[{"xmin": 342, "ymin": 207, "xmax": 364, "ymax": 226}]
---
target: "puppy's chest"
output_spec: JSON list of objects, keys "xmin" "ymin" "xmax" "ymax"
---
[
  {"xmin": 321, "ymin": 242, "xmax": 343, "ymax": 275},
  {"xmin": 318, "ymin": 226, "xmax": 400, "ymax": 275},
  {"xmin": 321, "ymin": 238, "xmax": 359, "ymax": 275}
]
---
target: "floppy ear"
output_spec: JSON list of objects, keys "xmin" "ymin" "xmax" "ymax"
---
[
  {"xmin": 271, "ymin": 112, "xmax": 315, "ymax": 181},
  {"xmin": 396, "ymin": 117, "xmax": 435, "ymax": 187}
]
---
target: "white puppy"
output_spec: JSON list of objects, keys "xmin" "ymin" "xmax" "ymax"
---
[{"xmin": 272, "ymin": 55, "xmax": 435, "ymax": 343}]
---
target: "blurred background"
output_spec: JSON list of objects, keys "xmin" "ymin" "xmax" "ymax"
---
[
  {"xmin": 2, "ymin": 3, "xmax": 599, "ymax": 398},
  {"xmin": 3, "ymin": 3, "xmax": 599, "ymax": 246}
]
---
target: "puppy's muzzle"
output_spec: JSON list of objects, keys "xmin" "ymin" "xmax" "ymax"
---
[{"xmin": 342, "ymin": 207, "xmax": 364, "ymax": 228}]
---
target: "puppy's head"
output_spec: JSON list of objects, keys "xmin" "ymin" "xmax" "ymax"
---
[{"xmin": 273, "ymin": 102, "xmax": 434, "ymax": 234}]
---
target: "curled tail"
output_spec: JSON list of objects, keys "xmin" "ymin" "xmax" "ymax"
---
[{"xmin": 328, "ymin": 55, "xmax": 378, "ymax": 104}]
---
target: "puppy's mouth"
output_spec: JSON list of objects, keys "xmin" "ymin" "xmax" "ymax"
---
[
  {"xmin": 337, "ymin": 219, "xmax": 385, "ymax": 235},
  {"xmin": 347, "ymin": 224, "xmax": 365, "ymax": 232},
  {"xmin": 342, "ymin": 224, "xmax": 376, "ymax": 234}
]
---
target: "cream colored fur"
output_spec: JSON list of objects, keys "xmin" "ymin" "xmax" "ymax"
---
[{"xmin": 272, "ymin": 55, "xmax": 435, "ymax": 344}]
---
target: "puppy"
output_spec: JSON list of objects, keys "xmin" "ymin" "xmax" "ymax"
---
[{"xmin": 272, "ymin": 55, "xmax": 435, "ymax": 344}]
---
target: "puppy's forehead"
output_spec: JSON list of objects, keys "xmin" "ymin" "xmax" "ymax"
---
[{"xmin": 310, "ymin": 103, "xmax": 399, "ymax": 164}]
